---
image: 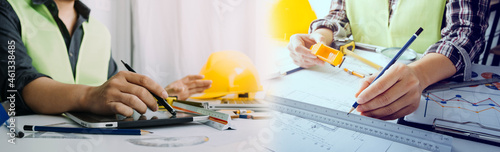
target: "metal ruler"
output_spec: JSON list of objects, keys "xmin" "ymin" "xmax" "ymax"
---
[
  {"xmin": 23, "ymin": 132, "xmax": 90, "ymax": 139},
  {"xmin": 172, "ymin": 102, "xmax": 233, "ymax": 130},
  {"xmin": 424, "ymin": 77, "xmax": 500, "ymax": 93},
  {"xmin": 266, "ymin": 95, "xmax": 453, "ymax": 152}
]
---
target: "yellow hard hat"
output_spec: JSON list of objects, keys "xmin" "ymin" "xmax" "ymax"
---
[
  {"xmin": 269, "ymin": 0, "xmax": 317, "ymax": 41},
  {"xmin": 191, "ymin": 51, "xmax": 263, "ymax": 99}
]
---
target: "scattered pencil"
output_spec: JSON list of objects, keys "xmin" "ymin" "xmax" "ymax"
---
[
  {"xmin": 281, "ymin": 67, "xmax": 305, "ymax": 76},
  {"xmin": 233, "ymin": 110, "xmax": 254, "ymax": 115},
  {"xmin": 343, "ymin": 68, "xmax": 365, "ymax": 78},
  {"xmin": 231, "ymin": 115, "xmax": 270, "ymax": 120}
]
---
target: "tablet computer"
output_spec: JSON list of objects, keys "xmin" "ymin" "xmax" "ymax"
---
[{"xmin": 64, "ymin": 110, "xmax": 209, "ymax": 128}]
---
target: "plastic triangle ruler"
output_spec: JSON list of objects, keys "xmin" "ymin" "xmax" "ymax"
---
[
  {"xmin": 266, "ymin": 95, "xmax": 453, "ymax": 152},
  {"xmin": 172, "ymin": 102, "xmax": 233, "ymax": 130}
]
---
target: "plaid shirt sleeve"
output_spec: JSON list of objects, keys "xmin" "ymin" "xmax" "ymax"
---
[
  {"xmin": 309, "ymin": 0, "xmax": 350, "ymax": 44},
  {"xmin": 310, "ymin": 0, "xmax": 489, "ymax": 79},
  {"xmin": 425, "ymin": 0, "xmax": 490, "ymax": 79}
]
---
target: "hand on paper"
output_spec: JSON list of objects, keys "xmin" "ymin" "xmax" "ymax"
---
[{"xmin": 165, "ymin": 75, "xmax": 212, "ymax": 100}]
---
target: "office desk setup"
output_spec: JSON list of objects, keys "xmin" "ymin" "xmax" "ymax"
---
[
  {"xmin": 261, "ymin": 43, "xmax": 500, "ymax": 152},
  {"xmin": 1, "ymin": 105, "xmax": 271, "ymax": 151},
  {"xmin": 2, "ymin": 43, "xmax": 500, "ymax": 152}
]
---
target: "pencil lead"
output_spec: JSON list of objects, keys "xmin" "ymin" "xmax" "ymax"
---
[
  {"xmin": 347, "ymin": 107, "xmax": 355, "ymax": 115},
  {"xmin": 141, "ymin": 130, "xmax": 153, "ymax": 135}
]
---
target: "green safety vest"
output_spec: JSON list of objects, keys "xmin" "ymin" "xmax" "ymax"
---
[
  {"xmin": 345, "ymin": 0, "xmax": 446, "ymax": 53},
  {"xmin": 8, "ymin": 0, "xmax": 110, "ymax": 86}
]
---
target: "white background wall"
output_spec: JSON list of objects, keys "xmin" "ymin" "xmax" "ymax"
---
[
  {"xmin": 129, "ymin": 0, "xmax": 269, "ymax": 86},
  {"xmin": 81, "ymin": 0, "xmax": 499, "ymax": 86},
  {"xmin": 81, "ymin": 0, "xmax": 132, "ymax": 72}
]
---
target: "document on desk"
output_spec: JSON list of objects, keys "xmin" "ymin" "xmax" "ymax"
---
[
  {"xmin": 268, "ymin": 50, "xmax": 382, "ymax": 113},
  {"xmin": 264, "ymin": 50, "xmax": 449, "ymax": 152},
  {"xmin": 265, "ymin": 112, "xmax": 427, "ymax": 152},
  {"xmin": 405, "ymin": 64, "xmax": 500, "ymax": 142}
]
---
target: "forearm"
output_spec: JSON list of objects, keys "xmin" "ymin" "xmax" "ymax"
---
[
  {"xmin": 309, "ymin": 0, "xmax": 350, "ymax": 43},
  {"xmin": 425, "ymin": 0, "xmax": 488, "ymax": 77},
  {"xmin": 311, "ymin": 28, "xmax": 334, "ymax": 45},
  {"xmin": 409, "ymin": 53, "xmax": 456, "ymax": 89},
  {"xmin": 22, "ymin": 77, "xmax": 91, "ymax": 114}
]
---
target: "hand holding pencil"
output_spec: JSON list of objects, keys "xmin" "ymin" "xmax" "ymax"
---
[
  {"xmin": 354, "ymin": 63, "xmax": 423, "ymax": 120},
  {"xmin": 83, "ymin": 70, "xmax": 169, "ymax": 117},
  {"xmin": 351, "ymin": 28, "xmax": 430, "ymax": 120}
]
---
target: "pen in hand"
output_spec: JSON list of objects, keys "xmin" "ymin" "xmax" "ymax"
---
[
  {"xmin": 120, "ymin": 60, "xmax": 177, "ymax": 116},
  {"xmin": 347, "ymin": 27, "xmax": 424, "ymax": 115}
]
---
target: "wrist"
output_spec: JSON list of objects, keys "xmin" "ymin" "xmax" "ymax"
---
[
  {"xmin": 408, "ymin": 53, "xmax": 457, "ymax": 90},
  {"xmin": 408, "ymin": 63, "xmax": 430, "ymax": 90},
  {"xmin": 312, "ymin": 28, "xmax": 334, "ymax": 45},
  {"xmin": 165, "ymin": 84, "xmax": 175, "ymax": 94},
  {"xmin": 77, "ymin": 85, "xmax": 93, "ymax": 112}
]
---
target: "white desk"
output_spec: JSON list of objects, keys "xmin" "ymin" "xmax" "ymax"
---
[
  {"xmin": 1, "ymin": 114, "xmax": 270, "ymax": 151},
  {"xmin": 3, "ymin": 113, "xmax": 498, "ymax": 152}
]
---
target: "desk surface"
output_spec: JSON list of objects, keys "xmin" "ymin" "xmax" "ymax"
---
[
  {"xmin": 2, "ymin": 113, "xmax": 499, "ymax": 152},
  {"xmin": 1, "ymin": 114, "xmax": 270, "ymax": 151},
  {"xmin": 263, "ymin": 47, "xmax": 500, "ymax": 152}
]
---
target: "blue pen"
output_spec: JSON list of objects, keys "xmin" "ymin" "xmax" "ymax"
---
[
  {"xmin": 24, "ymin": 125, "xmax": 152, "ymax": 135},
  {"xmin": 347, "ymin": 27, "xmax": 424, "ymax": 115},
  {"xmin": 281, "ymin": 67, "xmax": 305, "ymax": 76}
]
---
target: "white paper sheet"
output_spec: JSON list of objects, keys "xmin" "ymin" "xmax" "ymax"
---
[{"xmin": 264, "ymin": 48, "xmax": 428, "ymax": 152}]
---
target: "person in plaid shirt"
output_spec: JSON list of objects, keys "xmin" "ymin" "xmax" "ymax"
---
[{"xmin": 287, "ymin": 0, "xmax": 489, "ymax": 120}]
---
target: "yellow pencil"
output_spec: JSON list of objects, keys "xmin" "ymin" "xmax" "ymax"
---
[
  {"xmin": 343, "ymin": 51, "xmax": 383, "ymax": 70},
  {"xmin": 231, "ymin": 115, "xmax": 271, "ymax": 120},
  {"xmin": 343, "ymin": 68, "xmax": 365, "ymax": 78}
]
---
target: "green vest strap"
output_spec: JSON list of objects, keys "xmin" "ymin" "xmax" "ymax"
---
[
  {"xmin": 8, "ymin": 0, "xmax": 110, "ymax": 86},
  {"xmin": 345, "ymin": 0, "xmax": 446, "ymax": 53}
]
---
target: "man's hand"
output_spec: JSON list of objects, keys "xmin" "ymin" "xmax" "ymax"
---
[
  {"xmin": 354, "ymin": 53, "xmax": 456, "ymax": 120},
  {"xmin": 22, "ymin": 73, "xmax": 209, "ymax": 116},
  {"xmin": 355, "ymin": 63, "xmax": 423, "ymax": 120},
  {"xmin": 165, "ymin": 75, "xmax": 212, "ymax": 100},
  {"xmin": 84, "ymin": 71, "xmax": 169, "ymax": 117}
]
